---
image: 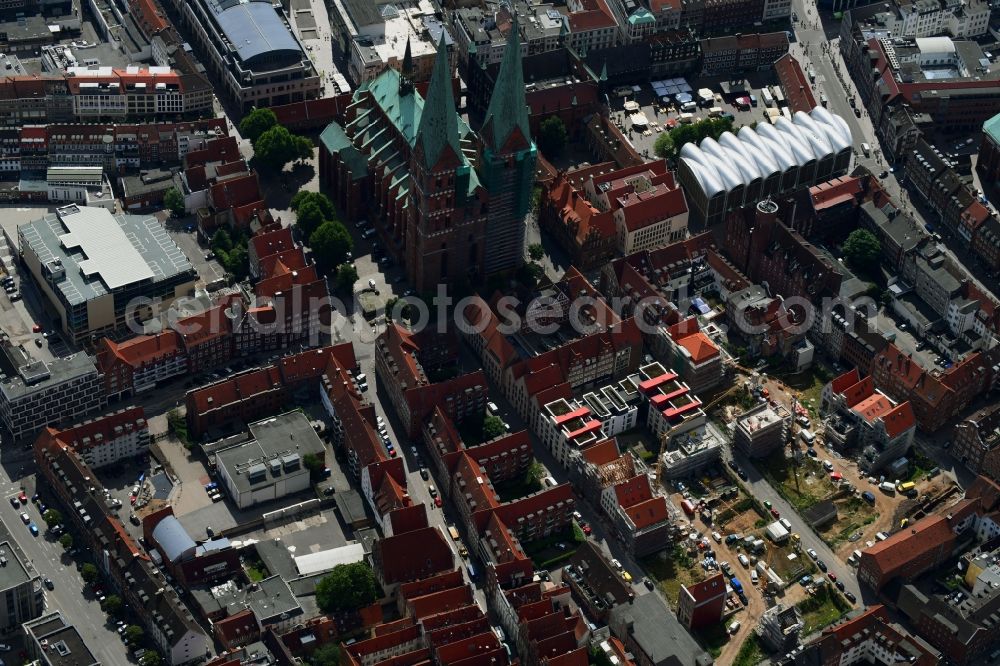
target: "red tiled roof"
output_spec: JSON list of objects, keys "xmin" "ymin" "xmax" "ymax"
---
[
  {"xmin": 829, "ymin": 368, "xmax": 861, "ymax": 394},
  {"xmin": 624, "ymin": 496, "xmax": 669, "ymax": 529},
  {"xmin": 546, "ymin": 175, "xmax": 616, "ymax": 246},
  {"xmin": 685, "ymin": 572, "xmax": 726, "ymax": 603},
  {"xmin": 581, "ymin": 438, "xmax": 620, "ymax": 466},
  {"xmin": 375, "ymin": 526, "xmax": 453, "ymax": 585},
  {"xmin": 44, "ymin": 407, "xmax": 146, "ymax": 452},
  {"xmin": 861, "ymin": 514, "xmax": 954, "ymax": 578},
  {"xmin": 774, "ymin": 53, "xmax": 817, "ymax": 114},
  {"xmin": 851, "ymin": 392, "xmax": 893, "ymax": 423},
  {"xmin": 613, "ymin": 474, "xmax": 653, "ymax": 508},
  {"xmin": 882, "ymin": 402, "xmax": 915, "ymax": 438},
  {"xmin": 810, "ymin": 176, "xmax": 863, "ymax": 211}
]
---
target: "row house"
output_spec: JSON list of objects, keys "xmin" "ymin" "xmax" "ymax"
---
[
  {"xmin": 799, "ymin": 605, "xmax": 940, "ymax": 665},
  {"xmin": 954, "ymin": 403, "xmax": 1000, "ymax": 483},
  {"xmin": 374, "ymin": 323, "xmax": 488, "ymax": 440},
  {"xmin": 422, "ymin": 408, "xmax": 532, "ymax": 494},
  {"xmin": 821, "ymin": 370, "xmax": 916, "ymax": 472},
  {"xmin": 700, "ymin": 32, "xmax": 789, "ymax": 76},
  {"xmin": 185, "ymin": 345, "xmax": 343, "ymax": 438},
  {"xmin": 540, "ymin": 171, "xmax": 617, "ymax": 271},
  {"xmin": 870, "ymin": 343, "xmax": 999, "ymax": 432},
  {"xmin": 34, "ymin": 432, "xmax": 209, "ymax": 664},
  {"xmin": 33, "ymin": 406, "xmax": 149, "ymax": 470}
]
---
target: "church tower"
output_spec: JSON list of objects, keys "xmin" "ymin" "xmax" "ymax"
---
[
  {"xmin": 406, "ymin": 34, "xmax": 489, "ymax": 291},
  {"xmin": 479, "ymin": 19, "xmax": 537, "ymax": 276}
]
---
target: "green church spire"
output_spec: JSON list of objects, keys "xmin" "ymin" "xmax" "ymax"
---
[
  {"xmin": 399, "ymin": 36, "xmax": 413, "ymax": 96},
  {"xmin": 482, "ymin": 15, "xmax": 531, "ymax": 151},
  {"xmin": 415, "ymin": 33, "xmax": 461, "ymax": 169}
]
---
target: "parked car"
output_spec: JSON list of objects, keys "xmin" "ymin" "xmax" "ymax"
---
[
  {"xmin": 28, "ymin": 523, "xmax": 38, "ymax": 536},
  {"xmin": 44, "ymin": 578, "xmax": 54, "ymax": 590},
  {"xmin": 816, "ymin": 560, "xmax": 828, "ymax": 572},
  {"xmin": 643, "ymin": 577, "xmax": 654, "ymax": 590},
  {"xmin": 419, "ymin": 468, "xmax": 429, "ymax": 480},
  {"xmin": 8, "ymin": 497, "xmax": 17, "ymax": 509},
  {"xmin": 807, "ymin": 548, "xmax": 818, "ymax": 560},
  {"xmin": 19, "ymin": 512, "xmax": 29, "ymax": 524},
  {"xmin": 845, "ymin": 591, "xmax": 857, "ymax": 603}
]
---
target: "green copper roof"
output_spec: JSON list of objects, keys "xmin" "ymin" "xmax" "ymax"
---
[
  {"xmin": 628, "ymin": 8, "xmax": 655, "ymax": 24},
  {"xmin": 368, "ymin": 69, "xmax": 422, "ymax": 144},
  {"xmin": 986, "ymin": 112, "xmax": 1000, "ymax": 146},
  {"xmin": 415, "ymin": 34, "xmax": 462, "ymax": 168},
  {"xmin": 482, "ymin": 19, "xmax": 532, "ymax": 151}
]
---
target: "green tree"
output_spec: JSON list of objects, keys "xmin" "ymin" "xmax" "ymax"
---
[
  {"xmin": 42, "ymin": 509, "xmax": 62, "ymax": 526},
  {"xmin": 211, "ymin": 229, "xmax": 233, "ymax": 255},
  {"xmin": 303, "ymin": 453, "xmax": 326, "ymax": 481},
  {"xmin": 335, "ymin": 263, "xmax": 359, "ymax": 292},
  {"xmin": 528, "ymin": 243, "xmax": 545, "ymax": 261},
  {"xmin": 222, "ymin": 245, "xmax": 249, "ymax": 281},
  {"xmin": 81, "ymin": 563, "xmax": 99, "ymax": 583},
  {"xmin": 654, "ymin": 131, "xmax": 675, "ymax": 158},
  {"xmin": 843, "ymin": 229, "xmax": 881, "ymax": 272},
  {"xmin": 315, "ymin": 562, "xmax": 379, "ymax": 613},
  {"xmin": 139, "ymin": 653, "xmax": 162, "ymax": 666},
  {"xmin": 59, "ymin": 533, "xmax": 73, "ymax": 549},
  {"xmin": 240, "ymin": 108, "xmax": 278, "ymax": 143},
  {"xmin": 482, "ymin": 414, "xmax": 506, "ymax": 441},
  {"xmin": 310, "ymin": 221, "xmax": 354, "ymax": 273},
  {"xmin": 124, "ymin": 625, "xmax": 144, "ymax": 646},
  {"xmin": 537, "ymin": 116, "xmax": 568, "ymax": 158},
  {"xmin": 255, "ymin": 125, "xmax": 302, "ymax": 170},
  {"xmin": 294, "ymin": 135, "xmax": 314, "ymax": 162},
  {"xmin": 163, "ymin": 187, "xmax": 185, "ymax": 217},
  {"xmin": 291, "ymin": 192, "xmax": 336, "ymax": 219},
  {"xmin": 296, "ymin": 200, "xmax": 328, "ymax": 238},
  {"xmin": 517, "ymin": 262, "xmax": 545, "ymax": 288},
  {"xmin": 309, "ymin": 644, "xmax": 341, "ymax": 666},
  {"xmin": 102, "ymin": 594, "xmax": 123, "ymax": 615}
]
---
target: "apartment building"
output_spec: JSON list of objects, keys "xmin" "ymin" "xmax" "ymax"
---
[
  {"xmin": 677, "ymin": 573, "xmax": 726, "ymax": 631},
  {"xmin": 23, "ymin": 612, "xmax": 100, "ymax": 666},
  {"xmin": 858, "ymin": 514, "xmax": 956, "ymax": 592},
  {"xmin": 165, "ymin": 0, "xmax": 320, "ymax": 112},
  {"xmin": 733, "ymin": 402, "xmax": 791, "ymax": 458},
  {"xmin": 34, "ymin": 407, "xmax": 148, "ymax": 469},
  {"xmin": 0, "ymin": 528, "xmax": 43, "ymax": 633},
  {"xmin": 954, "ymin": 403, "xmax": 1000, "ymax": 483},
  {"xmin": 0, "ymin": 341, "xmax": 105, "ymax": 442},
  {"xmin": 793, "ymin": 604, "xmax": 940, "ymax": 666}
]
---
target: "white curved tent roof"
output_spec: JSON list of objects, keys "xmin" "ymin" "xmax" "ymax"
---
[
  {"xmin": 808, "ymin": 107, "xmax": 852, "ymax": 152},
  {"xmin": 701, "ymin": 136, "xmax": 762, "ymax": 185},
  {"xmin": 771, "ymin": 118, "xmax": 818, "ymax": 163},
  {"xmin": 682, "ymin": 110, "xmax": 852, "ymax": 202},
  {"xmin": 720, "ymin": 131, "xmax": 780, "ymax": 179}
]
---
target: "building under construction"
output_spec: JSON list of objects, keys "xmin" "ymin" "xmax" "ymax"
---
[{"xmin": 733, "ymin": 401, "xmax": 792, "ymax": 458}]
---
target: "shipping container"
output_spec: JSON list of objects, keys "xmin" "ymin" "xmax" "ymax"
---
[{"xmin": 681, "ymin": 499, "xmax": 696, "ymax": 516}]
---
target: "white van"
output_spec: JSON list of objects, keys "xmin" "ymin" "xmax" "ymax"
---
[
  {"xmin": 800, "ymin": 429, "xmax": 816, "ymax": 445},
  {"xmin": 822, "ymin": 460, "xmax": 834, "ymax": 472},
  {"xmin": 729, "ymin": 620, "xmax": 741, "ymax": 634},
  {"xmin": 678, "ymin": 113, "xmax": 695, "ymax": 123},
  {"xmin": 708, "ymin": 106, "xmax": 723, "ymax": 117},
  {"xmin": 750, "ymin": 570, "xmax": 759, "ymax": 584},
  {"xmin": 879, "ymin": 482, "xmax": 896, "ymax": 494},
  {"xmin": 861, "ymin": 142, "xmax": 871, "ymax": 157},
  {"xmin": 738, "ymin": 554, "xmax": 750, "ymax": 568},
  {"xmin": 780, "ymin": 518, "xmax": 792, "ymax": 531}
]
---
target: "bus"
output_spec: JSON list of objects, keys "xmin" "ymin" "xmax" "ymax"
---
[
  {"xmin": 773, "ymin": 87, "xmax": 785, "ymax": 105},
  {"xmin": 896, "ymin": 481, "xmax": 916, "ymax": 493},
  {"xmin": 448, "ymin": 526, "xmax": 460, "ymax": 541},
  {"xmin": 760, "ymin": 88, "xmax": 774, "ymax": 107}
]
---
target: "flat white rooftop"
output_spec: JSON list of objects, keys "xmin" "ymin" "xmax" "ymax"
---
[{"xmin": 57, "ymin": 205, "xmax": 154, "ymax": 289}]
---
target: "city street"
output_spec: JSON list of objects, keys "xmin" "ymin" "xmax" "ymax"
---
[{"xmin": 0, "ymin": 474, "xmax": 130, "ymax": 664}]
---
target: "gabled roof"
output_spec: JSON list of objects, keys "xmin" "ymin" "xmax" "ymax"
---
[
  {"xmin": 882, "ymin": 402, "xmax": 915, "ymax": 438},
  {"xmin": 861, "ymin": 514, "xmax": 954, "ymax": 578},
  {"xmin": 829, "ymin": 368, "xmax": 861, "ymax": 394},
  {"xmin": 415, "ymin": 34, "xmax": 462, "ymax": 169}
]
